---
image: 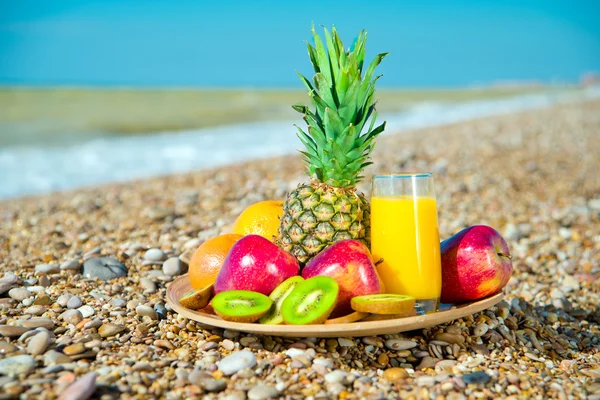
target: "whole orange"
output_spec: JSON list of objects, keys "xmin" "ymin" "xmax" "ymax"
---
[
  {"xmin": 188, "ymin": 233, "xmax": 243, "ymax": 290},
  {"xmin": 231, "ymin": 200, "xmax": 284, "ymax": 243}
]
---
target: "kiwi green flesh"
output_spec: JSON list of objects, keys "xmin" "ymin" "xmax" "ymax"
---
[
  {"xmin": 259, "ymin": 276, "xmax": 304, "ymax": 325},
  {"xmin": 351, "ymin": 294, "xmax": 416, "ymax": 315},
  {"xmin": 211, "ymin": 290, "xmax": 272, "ymax": 323},
  {"xmin": 179, "ymin": 284, "xmax": 213, "ymax": 310},
  {"xmin": 281, "ymin": 276, "xmax": 339, "ymax": 325}
]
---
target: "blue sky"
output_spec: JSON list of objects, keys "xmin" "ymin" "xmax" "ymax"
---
[{"xmin": 0, "ymin": 0, "xmax": 599, "ymax": 87}]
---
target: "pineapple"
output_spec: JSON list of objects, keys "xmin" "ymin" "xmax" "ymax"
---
[{"xmin": 277, "ymin": 26, "xmax": 388, "ymax": 265}]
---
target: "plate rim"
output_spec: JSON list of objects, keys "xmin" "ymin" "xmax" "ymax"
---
[{"xmin": 166, "ymin": 274, "xmax": 504, "ymax": 338}]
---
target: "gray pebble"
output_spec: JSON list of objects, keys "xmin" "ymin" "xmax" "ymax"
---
[
  {"xmin": 24, "ymin": 305, "xmax": 46, "ymax": 315},
  {"xmin": 82, "ymin": 257, "xmax": 127, "ymax": 281},
  {"xmin": 416, "ymin": 376, "xmax": 436, "ymax": 387},
  {"xmin": 44, "ymin": 350, "xmax": 71, "ymax": 366},
  {"xmin": 77, "ymin": 305, "xmax": 95, "ymax": 318},
  {"xmin": 0, "ymin": 273, "xmax": 19, "ymax": 295},
  {"xmin": 60, "ymin": 260, "xmax": 81, "ymax": 271},
  {"xmin": 35, "ymin": 264, "xmax": 60, "ymax": 275},
  {"xmin": 247, "ymin": 384, "xmax": 279, "ymax": 400},
  {"xmin": 325, "ymin": 370, "xmax": 348, "ymax": 384},
  {"xmin": 67, "ymin": 296, "xmax": 82, "ymax": 309},
  {"xmin": 0, "ymin": 355, "xmax": 36, "ymax": 376},
  {"xmin": 27, "ymin": 331, "xmax": 51, "ymax": 356},
  {"xmin": 57, "ymin": 294, "xmax": 73, "ymax": 307},
  {"xmin": 154, "ymin": 303, "xmax": 167, "ymax": 320},
  {"xmin": 136, "ymin": 305, "xmax": 158, "ymax": 320},
  {"xmin": 57, "ymin": 371, "xmax": 97, "ymax": 400},
  {"xmin": 60, "ymin": 309, "xmax": 84, "ymax": 325},
  {"xmin": 162, "ymin": 257, "xmax": 184, "ymax": 276},
  {"xmin": 218, "ymin": 350, "xmax": 257, "ymax": 376},
  {"xmin": 462, "ymin": 371, "xmax": 490, "ymax": 384},
  {"xmin": 385, "ymin": 339, "xmax": 417, "ymax": 351},
  {"xmin": 144, "ymin": 248, "xmax": 167, "ymax": 262},
  {"xmin": 8, "ymin": 287, "xmax": 31, "ymax": 302},
  {"xmin": 140, "ymin": 278, "xmax": 157, "ymax": 294}
]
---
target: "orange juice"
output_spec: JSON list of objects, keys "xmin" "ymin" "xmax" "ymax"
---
[{"xmin": 371, "ymin": 196, "xmax": 441, "ymax": 300}]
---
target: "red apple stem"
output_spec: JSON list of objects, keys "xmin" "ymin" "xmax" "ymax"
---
[
  {"xmin": 375, "ymin": 258, "xmax": 384, "ymax": 266},
  {"xmin": 497, "ymin": 252, "xmax": 512, "ymax": 260}
]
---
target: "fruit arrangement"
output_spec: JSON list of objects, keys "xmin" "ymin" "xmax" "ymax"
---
[{"xmin": 178, "ymin": 26, "xmax": 513, "ymax": 325}]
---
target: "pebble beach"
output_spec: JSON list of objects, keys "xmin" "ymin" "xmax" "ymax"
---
[{"xmin": 0, "ymin": 99, "xmax": 599, "ymax": 399}]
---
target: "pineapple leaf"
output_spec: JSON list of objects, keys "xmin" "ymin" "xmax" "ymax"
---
[
  {"xmin": 324, "ymin": 107, "xmax": 345, "ymax": 140},
  {"xmin": 311, "ymin": 26, "xmax": 332, "ymax": 85}
]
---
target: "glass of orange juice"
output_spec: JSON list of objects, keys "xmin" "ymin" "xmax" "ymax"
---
[{"xmin": 370, "ymin": 173, "xmax": 441, "ymax": 313}]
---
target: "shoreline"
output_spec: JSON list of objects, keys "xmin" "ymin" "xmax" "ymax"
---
[{"xmin": 0, "ymin": 100, "xmax": 598, "ymax": 399}]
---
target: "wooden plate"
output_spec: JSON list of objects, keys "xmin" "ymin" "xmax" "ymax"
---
[{"xmin": 166, "ymin": 274, "xmax": 504, "ymax": 338}]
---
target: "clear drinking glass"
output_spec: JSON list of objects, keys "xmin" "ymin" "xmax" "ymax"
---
[{"xmin": 370, "ymin": 173, "xmax": 442, "ymax": 313}]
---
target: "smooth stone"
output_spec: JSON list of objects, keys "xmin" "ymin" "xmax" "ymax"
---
[
  {"xmin": 0, "ymin": 355, "xmax": 36, "ymax": 376},
  {"xmin": 247, "ymin": 384, "xmax": 279, "ymax": 400},
  {"xmin": 60, "ymin": 310, "xmax": 84, "ymax": 325},
  {"xmin": 83, "ymin": 319, "xmax": 103, "ymax": 329},
  {"xmin": 162, "ymin": 257, "xmax": 184, "ymax": 276},
  {"xmin": 35, "ymin": 264, "xmax": 60, "ymax": 275},
  {"xmin": 98, "ymin": 323, "xmax": 125, "ymax": 338},
  {"xmin": 8, "ymin": 288, "xmax": 31, "ymax": 302},
  {"xmin": 67, "ymin": 296, "xmax": 82, "ymax": 309},
  {"xmin": 27, "ymin": 331, "xmax": 51, "ymax": 356},
  {"xmin": 136, "ymin": 305, "xmax": 158, "ymax": 320},
  {"xmin": 57, "ymin": 294, "xmax": 73, "ymax": 307},
  {"xmin": 44, "ymin": 350, "xmax": 72, "ymax": 365},
  {"xmin": 416, "ymin": 376, "xmax": 436, "ymax": 387},
  {"xmin": 338, "ymin": 338, "xmax": 354, "ymax": 347},
  {"xmin": 313, "ymin": 358, "xmax": 334, "ymax": 368},
  {"xmin": 140, "ymin": 278, "xmax": 157, "ymax": 294},
  {"xmin": 417, "ymin": 356, "xmax": 440, "ymax": 370},
  {"xmin": 63, "ymin": 343, "xmax": 86, "ymax": 356},
  {"xmin": 77, "ymin": 305, "xmax": 95, "ymax": 318},
  {"xmin": 382, "ymin": 367, "xmax": 409, "ymax": 381},
  {"xmin": 0, "ymin": 342, "xmax": 18, "ymax": 354},
  {"xmin": 58, "ymin": 371, "xmax": 97, "ymax": 400},
  {"xmin": 0, "ymin": 325, "xmax": 31, "ymax": 338},
  {"xmin": 218, "ymin": 350, "xmax": 257, "ymax": 376},
  {"xmin": 0, "ymin": 273, "xmax": 19, "ymax": 295},
  {"xmin": 109, "ymin": 298, "xmax": 126, "ymax": 308},
  {"xmin": 82, "ymin": 257, "xmax": 127, "ymax": 281},
  {"xmin": 154, "ymin": 303, "xmax": 167, "ymax": 320},
  {"xmin": 462, "ymin": 371, "xmax": 491, "ymax": 385},
  {"xmin": 144, "ymin": 248, "xmax": 167, "ymax": 262},
  {"xmin": 385, "ymin": 339, "xmax": 417, "ymax": 351},
  {"xmin": 325, "ymin": 370, "xmax": 348, "ymax": 385},
  {"xmin": 60, "ymin": 260, "xmax": 81, "ymax": 271},
  {"xmin": 24, "ymin": 305, "xmax": 46, "ymax": 315},
  {"xmin": 33, "ymin": 294, "xmax": 52, "ymax": 305}
]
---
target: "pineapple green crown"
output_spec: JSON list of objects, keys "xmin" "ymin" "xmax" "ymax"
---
[{"xmin": 294, "ymin": 25, "xmax": 388, "ymax": 188}]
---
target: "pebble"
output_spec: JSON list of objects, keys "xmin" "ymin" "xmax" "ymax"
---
[
  {"xmin": 0, "ymin": 273, "xmax": 19, "ymax": 295},
  {"xmin": 82, "ymin": 257, "xmax": 127, "ymax": 280},
  {"xmin": 140, "ymin": 278, "xmax": 157, "ymax": 294},
  {"xmin": 35, "ymin": 264, "xmax": 60, "ymax": 275},
  {"xmin": 462, "ymin": 371, "xmax": 491, "ymax": 384},
  {"xmin": 338, "ymin": 338, "xmax": 354, "ymax": 347},
  {"xmin": 98, "ymin": 323, "xmax": 126, "ymax": 338},
  {"xmin": 313, "ymin": 358, "xmax": 334, "ymax": 368},
  {"xmin": 417, "ymin": 356, "xmax": 440, "ymax": 370},
  {"xmin": 325, "ymin": 370, "xmax": 348, "ymax": 384},
  {"xmin": 57, "ymin": 371, "xmax": 97, "ymax": 400},
  {"xmin": 77, "ymin": 305, "xmax": 95, "ymax": 318},
  {"xmin": 0, "ymin": 342, "xmax": 18, "ymax": 354},
  {"xmin": 24, "ymin": 305, "xmax": 46, "ymax": 315},
  {"xmin": 385, "ymin": 339, "xmax": 417, "ymax": 351},
  {"xmin": 221, "ymin": 339, "xmax": 235, "ymax": 351},
  {"xmin": 57, "ymin": 294, "xmax": 73, "ymax": 307},
  {"xmin": 60, "ymin": 260, "xmax": 81, "ymax": 271},
  {"xmin": 0, "ymin": 326, "xmax": 30, "ymax": 338},
  {"xmin": 8, "ymin": 287, "xmax": 31, "ymax": 302},
  {"xmin": 218, "ymin": 350, "xmax": 257, "ymax": 376},
  {"xmin": 67, "ymin": 296, "xmax": 83, "ymax": 309},
  {"xmin": 60, "ymin": 310, "xmax": 84, "ymax": 325},
  {"xmin": 247, "ymin": 384, "xmax": 279, "ymax": 400},
  {"xmin": 154, "ymin": 303, "xmax": 167, "ymax": 320},
  {"xmin": 416, "ymin": 376, "xmax": 436, "ymax": 387},
  {"xmin": 382, "ymin": 367, "xmax": 409, "ymax": 381},
  {"xmin": 136, "ymin": 305, "xmax": 158, "ymax": 320},
  {"xmin": 27, "ymin": 331, "xmax": 51, "ymax": 356},
  {"xmin": 144, "ymin": 248, "xmax": 167, "ymax": 262},
  {"xmin": 0, "ymin": 355, "xmax": 36, "ymax": 376},
  {"xmin": 162, "ymin": 257, "xmax": 184, "ymax": 276},
  {"xmin": 63, "ymin": 343, "xmax": 86, "ymax": 356},
  {"xmin": 44, "ymin": 350, "xmax": 71, "ymax": 365}
]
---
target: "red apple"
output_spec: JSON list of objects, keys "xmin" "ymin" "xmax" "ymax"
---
[
  {"xmin": 214, "ymin": 235, "xmax": 299, "ymax": 295},
  {"xmin": 302, "ymin": 239, "xmax": 384, "ymax": 318},
  {"xmin": 441, "ymin": 225, "xmax": 512, "ymax": 303}
]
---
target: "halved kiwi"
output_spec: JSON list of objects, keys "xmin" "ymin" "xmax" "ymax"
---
[
  {"xmin": 324, "ymin": 311, "xmax": 369, "ymax": 325},
  {"xmin": 211, "ymin": 290, "xmax": 273, "ymax": 323},
  {"xmin": 351, "ymin": 294, "xmax": 416, "ymax": 315},
  {"xmin": 259, "ymin": 276, "xmax": 304, "ymax": 325},
  {"xmin": 179, "ymin": 284, "xmax": 213, "ymax": 310},
  {"xmin": 281, "ymin": 276, "xmax": 339, "ymax": 325}
]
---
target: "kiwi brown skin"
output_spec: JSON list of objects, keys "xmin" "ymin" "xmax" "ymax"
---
[
  {"xmin": 324, "ymin": 311, "xmax": 369, "ymax": 324},
  {"xmin": 351, "ymin": 294, "xmax": 416, "ymax": 315},
  {"xmin": 211, "ymin": 290, "xmax": 273, "ymax": 323},
  {"xmin": 281, "ymin": 276, "xmax": 339, "ymax": 325},
  {"xmin": 179, "ymin": 284, "xmax": 213, "ymax": 310},
  {"xmin": 361, "ymin": 310, "xmax": 418, "ymax": 321}
]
